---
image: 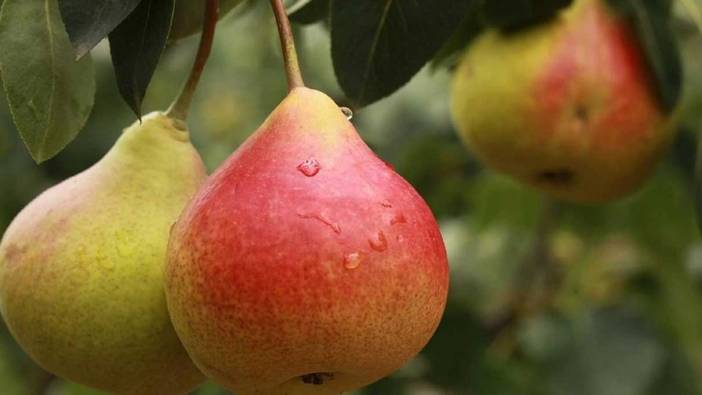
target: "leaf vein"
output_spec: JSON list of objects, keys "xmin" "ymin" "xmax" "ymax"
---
[
  {"xmin": 42, "ymin": 0, "xmax": 57, "ymax": 156},
  {"xmin": 358, "ymin": 0, "xmax": 394, "ymax": 104}
]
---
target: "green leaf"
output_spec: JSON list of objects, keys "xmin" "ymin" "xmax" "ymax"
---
[
  {"xmin": 483, "ymin": 0, "xmax": 574, "ymax": 30},
  {"xmin": 431, "ymin": 3, "xmax": 485, "ymax": 70},
  {"xmin": 289, "ymin": 0, "xmax": 329, "ymax": 25},
  {"xmin": 0, "ymin": 0, "xmax": 95, "ymax": 163},
  {"xmin": 607, "ymin": 0, "xmax": 682, "ymax": 112},
  {"xmin": 58, "ymin": 0, "xmax": 142, "ymax": 59},
  {"xmin": 331, "ymin": 0, "xmax": 475, "ymax": 107},
  {"xmin": 108, "ymin": 0, "xmax": 174, "ymax": 118}
]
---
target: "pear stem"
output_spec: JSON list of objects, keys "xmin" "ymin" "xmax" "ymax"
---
[
  {"xmin": 487, "ymin": 198, "xmax": 564, "ymax": 335},
  {"xmin": 167, "ymin": 0, "xmax": 220, "ymax": 121},
  {"xmin": 270, "ymin": 0, "xmax": 305, "ymax": 91}
]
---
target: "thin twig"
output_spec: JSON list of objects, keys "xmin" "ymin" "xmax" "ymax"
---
[
  {"xmin": 167, "ymin": 0, "xmax": 220, "ymax": 121},
  {"xmin": 488, "ymin": 198, "xmax": 564, "ymax": 335}
]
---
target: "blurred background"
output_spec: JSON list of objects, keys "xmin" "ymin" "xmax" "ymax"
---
[{"xmin": 1, "ymin": 2, "xmax": 702, "ymax": 394}]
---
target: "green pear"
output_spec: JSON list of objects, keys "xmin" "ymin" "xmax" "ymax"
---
[
  {"xmin": 451, "ymin": 0, "xmax": 676, "ymax": 203},
  {"xmin": 169, "ymin": 0, "xmax": 244, "ymax": 42},
  {"xmin": 0, "ymin": 113, "xmax": 207, "ymax": 394}
]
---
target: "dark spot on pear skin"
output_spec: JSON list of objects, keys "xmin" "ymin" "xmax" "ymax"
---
[
  {"xmin": 574, "ymin": 104, "xmax": 589, "ymax": 123},
  {"xmin": 301, "ymin": 372, "xmax": 334, "ymax": 385},
  {"xmin": 3, "ymin": 244, "xmax": 26, "ymax": 265},
  {"xmin": 536, "ymin": 168, "xmax": 575, "ymax": 185}
]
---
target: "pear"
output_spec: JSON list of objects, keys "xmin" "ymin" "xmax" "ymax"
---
[
  {"xmin": 451, "ymin": 0, "xmax": 676, "ymax": 203},
  {"xmin": 166, "ymin": 87, "xmax": 449, "ymax": 395},
  {"xmin": 0, "ymin": 113, "xmax": 207, "ymax": 394},
  {"xmin": 170, "ymin": 0, "xmax": 244, "ymax": 42}
]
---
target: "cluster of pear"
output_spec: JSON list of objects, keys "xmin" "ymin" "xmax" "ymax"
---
[
  {"xmin": 0, "ymin": 0, "xmax": 670, "ymax": 392},
  {"xmin": 0, "ymin": 2, "xmax": 449, "ymax": 395},
  {"xmin": 451, "ymin": 0, "xmax": 677, "ymax": 203}
]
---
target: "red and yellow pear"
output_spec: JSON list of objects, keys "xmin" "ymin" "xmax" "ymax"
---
[
  {"xmin": 451, "ymin": 0, "xmax": 676, "ymax": 203},
  {"xmin": 165, "ymin": 2, "xmax": 449, "ymax": 394}
]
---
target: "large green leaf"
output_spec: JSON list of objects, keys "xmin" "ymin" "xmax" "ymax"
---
[
  {"xmin": 108, "ymin": 0, "xmax": 174, "ymax": 118},
  {"xmin": 430, "ymin": 3, "xmax": 485, "ymax": 70},
  {"xmin": 483, "ymin": 0, "xmax": 574, "ymax": 30},
  {"xmin": 0, "ymin": 0, "xmax": 95, "ymax": 163},
  {"xmin": 331, "ymin": 0, "xmax": 475, "ymax": 107},
  {"xmin": 58, "ymin": 0, "xmax": 142, "ymax": 59},
  {"xmin": 289, "ymin": 0, "xmax": 329, "ymax": 25}
]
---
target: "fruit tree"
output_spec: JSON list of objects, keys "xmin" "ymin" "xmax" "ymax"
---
[{"xmin": 0, "ymin": 0, "xmax": 701, "ymax": 394}]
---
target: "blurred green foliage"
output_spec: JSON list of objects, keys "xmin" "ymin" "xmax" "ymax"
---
[{"xmin": 1, "ymin": 2, "xmax": 702, "ymax": 394}]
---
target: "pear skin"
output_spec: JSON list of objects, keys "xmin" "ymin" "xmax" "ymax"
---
[
  {"xmin": 166, "ymin": 87, "xmax": 449, "ymax": 395},
  {"xmin": 451, "ymin": 0, "xmax": 676, "ymax": 203},
  {"xmin": 0, "ymin": 113, "xmax": 207, "ymax": 394}
]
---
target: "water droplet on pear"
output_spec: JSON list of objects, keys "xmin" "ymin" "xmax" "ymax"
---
[
  {"xmin": 343, "ymin": 253, "xmax": 361, "ymax": 269},
  {"xmin": 297, "ymin": 210, "xmax": 341, "ymax": 234},
  {"xmin": 369, "ymin": 231, "xmax": 388, "ymax": 252},
  {"xmin": 340, "ymin": 107, "xmax": 353, "ymax": 120},
  {"xmin": 382, "ymin": 160, "xmax": 396, "ymax": 171},
  {"xmin": 297, "ymin": 158, "xmax": 321, "ymax": 177},
  {"xmin": 390, "ymin": 214, "xmax": 407, "ymax": 225}
]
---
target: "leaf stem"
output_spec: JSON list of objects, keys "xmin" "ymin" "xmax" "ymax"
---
[
  {"xmin": 270, "ymin": 0, "xmax": 305, "ymax": 91},
  {"xmin": 167, "ymin": 0, "xmax": 220, "ymax": 121}
]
